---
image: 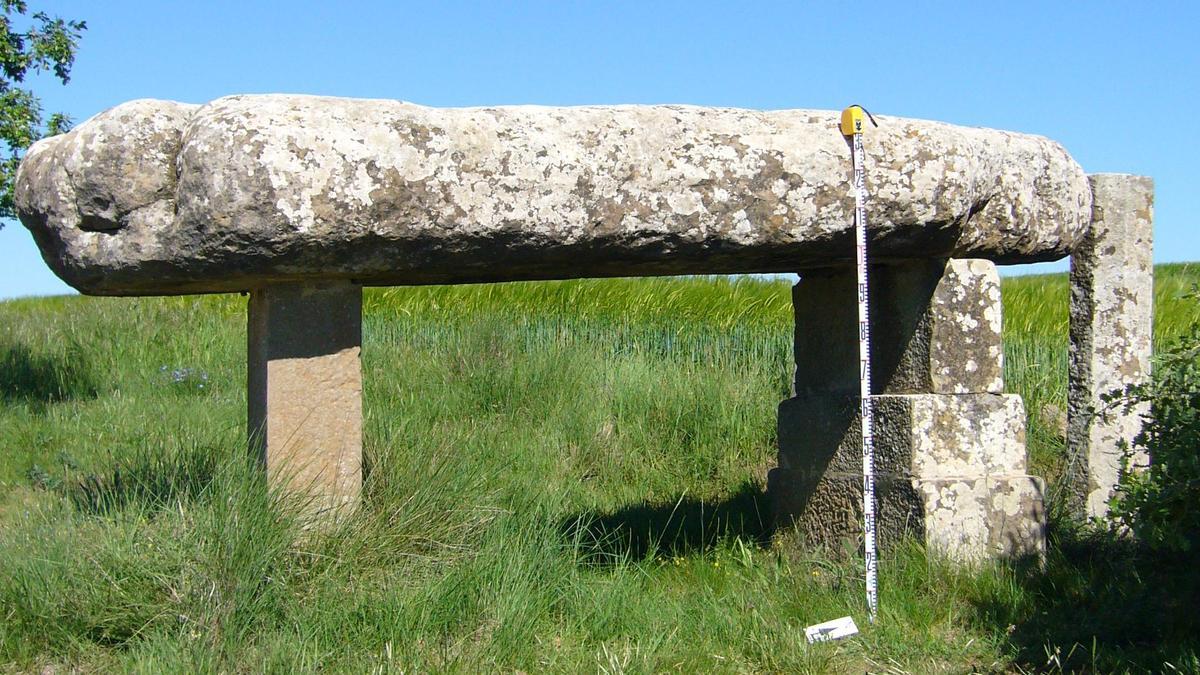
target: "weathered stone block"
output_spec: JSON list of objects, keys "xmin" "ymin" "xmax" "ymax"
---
[
  {"xmin": 918, "ymin": 475, "xmax": 1046, "ymax": 562},
  {"xmin": 768, "ymin": 468, "xmax": 923, "ymax": 551},
  {"xmin": 793, "ymin": 258, "xmax": 1003, "ymax": 395},
  {"xmin": 248, "ymin": 281, "xmax": 363, "ymax": 515},
  {"xmin": 768, "ymin": 470, "xmax": 1045, "ymax": 562},
  {"xmin": 777, "ymin": 393, "xmax": 1028, "ymax": 481},
  {"xmin": 771, "ymin": 391, "xmax": 1044, "ymax": 561},
  {"xmin": 1067, "ymin": 174, "xmax": 1154, "ymax": 519}
]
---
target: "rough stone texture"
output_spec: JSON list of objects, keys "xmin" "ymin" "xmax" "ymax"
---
[
  {"xmin": 769, "ymin": 468, "xmax": 925, "ymax": 552},
  {"xmin": 774, "ymin": 257, "xmax": 1045, "ymax": 563},
  {"xmin": 777, "ymin": 393, "xmax": 1028, "ymax": 480},
  {"xmin": 770, "ymin": 394, "xmax": 1045, "ymax": 562},
  {"xmin": 768, "ymin": 471, "xmax": 1045, "ymax": 562},
  {"xmin": 917, "ymin": 476, "xmax": 1046, "ymax": 562},
  {"xmin": 248, "ymin": 281, "xmax": 362, "ymax": 514},
  {"xmin": 793, "ymin": 258, "xmax": 1003, "ymax": 396},
  {"xmin": 1067, "ymin": 174, "xmax": 1154, "ymax": 519},
  {"xmin": 15, "ymin": 95, "xmax": 1091, "ymax": 295}
]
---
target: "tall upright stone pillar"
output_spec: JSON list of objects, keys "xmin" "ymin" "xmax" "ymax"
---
[
  {"xmin": 248, "ymin": 281, "xmax": 363, "ymax": 515},
  {"xmin": 1067, "ymin": 174, "xmax": 1154, "ymax": 519},
  {"xmin": 769, "ymin": 259, "xmax": 1046, "ymax": 563}
]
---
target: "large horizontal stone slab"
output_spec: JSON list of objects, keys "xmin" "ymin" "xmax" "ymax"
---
[{"xmin": 16, "ymin": 95, "xmax": 1091, "ymax": 295}]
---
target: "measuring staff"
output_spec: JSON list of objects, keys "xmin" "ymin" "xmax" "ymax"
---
[{"xmin": 840, "ymin": 104, "xmax": 879, "ymax": 625}]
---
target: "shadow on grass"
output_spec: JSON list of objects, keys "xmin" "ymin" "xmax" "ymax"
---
[
  {"xmin": 62, "ymin": 447, "xmax": 220, "ymax": 516},
  {"xmin": 0, "ymin": 343, "xmax": 98, "ymax": 406},
  {"xmin": 560, "ymin": 481, "xmax": 772, "ymax": 565},
  {"xmin": 972, "ymin": 523, "xmax": 1200, "ymax": 672}
]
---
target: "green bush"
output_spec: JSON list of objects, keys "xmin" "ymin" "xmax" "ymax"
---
[{"xmin": 1108, "ymin": 291, "xmax": 1200, "ymax": 552}]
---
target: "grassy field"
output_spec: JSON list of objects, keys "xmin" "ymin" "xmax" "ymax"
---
[{"xmin": 1, "ymin": 264, "xmax": 1198, "ymax": 672}]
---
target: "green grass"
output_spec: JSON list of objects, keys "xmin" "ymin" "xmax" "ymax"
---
[{"xmin": 1, "ymin": 265, "xmax": 1197, "ymax": 672}]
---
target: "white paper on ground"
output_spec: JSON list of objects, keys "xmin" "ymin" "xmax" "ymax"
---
[{"xmin": 805, "ymin": 615, "xmax": 859, "ymax": 643}]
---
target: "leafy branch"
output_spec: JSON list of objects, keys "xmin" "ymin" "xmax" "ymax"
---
[{"xmin": 0, "ymin": 0, "xmax": 86, "ymax": 221}]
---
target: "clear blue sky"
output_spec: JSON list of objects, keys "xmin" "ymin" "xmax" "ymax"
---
[{"xmin": 2, "ymin": 1, "xmax": 1195, "ymax": 298}]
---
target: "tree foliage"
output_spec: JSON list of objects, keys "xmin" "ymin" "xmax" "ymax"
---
[{"xmin": 0, "ymin": 0, "xmax": 85, "ymax": 224}]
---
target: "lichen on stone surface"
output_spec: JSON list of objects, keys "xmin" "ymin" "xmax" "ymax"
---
[{"xmin": 16, "ymin": 95, "xmax": 1092, "ymax": 295}]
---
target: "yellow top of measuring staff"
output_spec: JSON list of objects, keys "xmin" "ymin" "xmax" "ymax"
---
[{"xmin": 840, "ymin": 105, "xmax": 867, "ymax": 136}]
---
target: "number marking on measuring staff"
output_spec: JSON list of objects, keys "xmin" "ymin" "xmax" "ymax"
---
[{"xmin": 840, "ymin": 104, "xmax": 879, "ymax": 624}]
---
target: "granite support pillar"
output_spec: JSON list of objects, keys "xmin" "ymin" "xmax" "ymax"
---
[
  {"xmin": 1067, "ymin": 174, "xmax": 1154, "ymax": 519},
  {"xmin": 769, "ymin": 259, "xmax": 1046, "ymax": 562},
  {"xmin": 248, "ymin": 281, "xmax": 363, "ymax": 515}
]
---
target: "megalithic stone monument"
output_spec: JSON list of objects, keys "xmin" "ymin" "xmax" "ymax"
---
[{"xmin": 12, "ymin": 94, "xmax": 1149, "ymax": 556}]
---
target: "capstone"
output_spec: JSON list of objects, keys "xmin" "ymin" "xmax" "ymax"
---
[{"xmin": 15, "ymin": 95, "xmax": 1091, "ymax": 295}]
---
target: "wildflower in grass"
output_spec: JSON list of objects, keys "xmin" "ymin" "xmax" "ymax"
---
[{"xmin": 159, "ymin": 365, "xmax": 211, "ymax": 393}]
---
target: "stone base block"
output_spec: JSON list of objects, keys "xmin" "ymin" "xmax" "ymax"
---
[
  {"xmin": 919, "ymin": 476, "xmax": 1046, "ymax": 562},
  {"xmin": 778, "ymin": 393, "xmax": 1028, "ymax": 480},
  {"xmin": 773, "ymin": 390, "xmax": 1044, "ymax": 562},
  {"xmin": 769, "ymin": 469, "xmax": 1046, "ymax": 563},
  {"xmin": 768, "ymin": 468, "xmax": 923, "ymax": 552}
]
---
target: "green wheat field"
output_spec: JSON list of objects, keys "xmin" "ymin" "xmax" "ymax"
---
[{"xmin": 2, "ymin": 265, "xmax": 1198, "ymax": 673}]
